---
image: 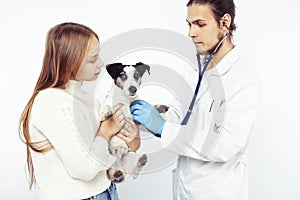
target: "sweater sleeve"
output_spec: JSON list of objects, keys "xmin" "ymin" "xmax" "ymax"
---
[{"xmin": 30, "ymin": 89, "xmax": 116, "ymax": 181}]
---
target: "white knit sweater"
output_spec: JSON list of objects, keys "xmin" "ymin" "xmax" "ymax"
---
[{"xmin": 29, "ymin": 80, "xmax": 116, "ymax": 200}]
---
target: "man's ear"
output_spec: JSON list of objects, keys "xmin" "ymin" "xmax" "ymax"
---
[
  {"xmin": 219, "ymin": 13, "xmax": 231, "ymax": 30},
  {"xmin": 134, "ymin": 62, "xmax": 150, "ymax": 76},
  {"xmin": 106, "ymin": 63, "xmax": 124, "ymax": 79}
]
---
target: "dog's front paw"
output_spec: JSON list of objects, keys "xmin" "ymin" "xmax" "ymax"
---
[
  {"xmin": 104, "ymin": 111, "xmax": 113, "ymax": 119},
  {"xmin": 154, "ymin": 105, "xmax": 169, "ymax": 113},
  {"xmin": 100, "ymin": 104, "xmax": 113, "ymax": 120}
]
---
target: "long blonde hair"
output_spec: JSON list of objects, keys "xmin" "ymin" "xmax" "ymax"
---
[{"xmin": 19, "ymin": 22, "xmax": 99, "ymax": 189}]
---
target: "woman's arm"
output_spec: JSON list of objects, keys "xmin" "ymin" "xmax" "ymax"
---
[{"xmin": 30, "ymin": 90, "xmax": 123, "ymax": 181}]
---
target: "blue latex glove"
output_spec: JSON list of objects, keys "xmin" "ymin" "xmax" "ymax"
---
[{"xmin": 130, "ymin": 100, "xmax": 166, "ymax": 137}]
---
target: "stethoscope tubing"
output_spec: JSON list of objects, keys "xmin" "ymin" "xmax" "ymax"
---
[{"xmin": 181, "ymin": 32, "xmax": 228, "ymax": 125}]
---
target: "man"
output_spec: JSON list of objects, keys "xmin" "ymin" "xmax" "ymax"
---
[{"xmin": 130, "ymin": 0, "xmax": 260, "ymax": 199}]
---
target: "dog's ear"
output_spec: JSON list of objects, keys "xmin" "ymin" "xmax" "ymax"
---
[
  {"xmin": 134, "ymin": 62, "xmax": 150, "ymax": 76},
  {"xmin": 106, "ymin": 63, "xmax": 125, "ymax": 79}
]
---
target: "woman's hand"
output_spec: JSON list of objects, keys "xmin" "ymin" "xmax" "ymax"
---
[
  {"xmin": 116, "ymin": 117, "xmax": 141, "ymax": 152},
  {"xmin": 97, "ymin": 103, "xmax": 125, "ymax": 141}
]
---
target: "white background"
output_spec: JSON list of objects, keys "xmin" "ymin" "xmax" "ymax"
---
[{"xmin": 1, "ymin": 0, "xmax": 300, "ymax": 199}]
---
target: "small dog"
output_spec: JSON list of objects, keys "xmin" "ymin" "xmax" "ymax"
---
[
  {"xmin": 101, "ymin": 62, "xmax": 150, "ymax": 183},
  {"xmin": 101, "ymin": 62, "xmax": 169, "ymax": 183}
]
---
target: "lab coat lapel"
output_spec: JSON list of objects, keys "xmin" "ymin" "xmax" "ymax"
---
[{"xmin": 195, "ymin": 46, "xmax": 239, "ymax": 103}]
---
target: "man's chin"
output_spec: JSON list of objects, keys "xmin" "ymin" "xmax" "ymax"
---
[{"xmin": 196, "ymin": 47, "xmax": 209, "ymax": 55}]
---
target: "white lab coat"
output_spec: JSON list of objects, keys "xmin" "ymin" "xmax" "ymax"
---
[{"xmin": 161, "ymin": 47, "xmax": 260, "ymax": 200}]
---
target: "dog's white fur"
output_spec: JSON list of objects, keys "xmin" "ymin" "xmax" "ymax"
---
[{"xmin": 101, "ymin": 65, "xmax": 148, "ymax": 182}]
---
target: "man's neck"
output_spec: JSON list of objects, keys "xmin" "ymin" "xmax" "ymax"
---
[{"xmin": 206, "ymin": 39, "xmax": 234, "ymax": 71}]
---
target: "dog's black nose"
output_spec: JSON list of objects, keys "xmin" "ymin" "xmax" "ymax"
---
[{"xmin": 128, "ymin": 86, "xmax": 137, "ymax": 94}]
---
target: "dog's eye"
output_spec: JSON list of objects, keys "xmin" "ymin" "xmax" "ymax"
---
[
  {"xmin": 120, "ymin": 73, "xmax": 127, "ymax": 80},
  {"xmin": 133, "ymin": 73, "xmax": 140, "ymax": 80}
]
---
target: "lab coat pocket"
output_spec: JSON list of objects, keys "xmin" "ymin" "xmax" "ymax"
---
[
  {"xmin": 205, "ymin": 97, "xmax": 223, "ymax": 132},
  {"xmin": 198, "ymin": 103, "xmax": 214, "ymax": 131},
  {"xmin": 196, "ymin": 91, "xmax": 214, "ymax": 131}
]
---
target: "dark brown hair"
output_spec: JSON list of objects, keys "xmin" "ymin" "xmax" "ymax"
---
[{"xmin": 187, "ymin": 0, "xmax": 236, "ymax": 36}]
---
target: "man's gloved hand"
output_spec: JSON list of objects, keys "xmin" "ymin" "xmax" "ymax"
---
[{"xmin": 130, "ymin": 100, "xmax": 166, "ymax": 137}]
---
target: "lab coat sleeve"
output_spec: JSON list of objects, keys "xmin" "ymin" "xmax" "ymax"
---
[
  {"xmin": 160, "ymin": 74, "xmax": 260, "ymax": 162},
  {"xmin": 31, "ymin": 90, "xmax": 116, "ymax": 181}
]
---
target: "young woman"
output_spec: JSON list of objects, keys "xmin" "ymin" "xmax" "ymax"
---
[
  {"xmin": 19, "ymin": 22, "xmax": 140, "ymax": 200},
  {"xmin": 130, "ymin": 0, "xmax": 260, "ymax": 199}
]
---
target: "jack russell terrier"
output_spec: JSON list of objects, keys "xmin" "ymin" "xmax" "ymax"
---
[{"xmin": 101, "ymin": 62, "xmax": 169, "ymax": 182}]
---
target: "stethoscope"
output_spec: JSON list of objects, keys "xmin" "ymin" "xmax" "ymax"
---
[{"xmin": 181, "ymin": 31, "xmax": 229, "ymax": 125}]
